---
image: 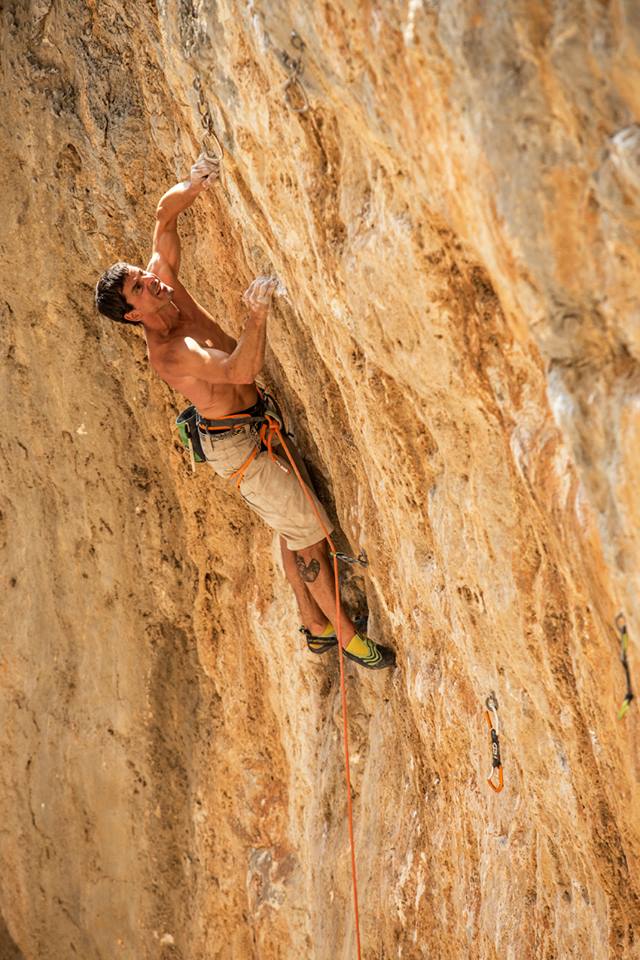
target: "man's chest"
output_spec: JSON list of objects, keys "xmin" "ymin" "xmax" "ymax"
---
[{"xmin": 171, "ymin": 293, "xmax": 225, "ymax": 349}]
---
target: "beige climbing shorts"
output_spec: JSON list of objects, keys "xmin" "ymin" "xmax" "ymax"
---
[{"xmin": 199, "ymin": 424, "xmax": 333, "ymax": 551}]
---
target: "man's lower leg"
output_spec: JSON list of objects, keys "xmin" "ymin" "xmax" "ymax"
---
[
  {"xmin": 294, "ymin": 540, "xmax": 356, "ymax": 648},
  {"xmin": 280, "ymin": 537, "xmax": 327, "ymax": 635}
]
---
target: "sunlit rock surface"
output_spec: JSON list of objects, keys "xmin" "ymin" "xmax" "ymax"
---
[{"xmin": 1, "ymin": 1, "xmax": 639, "ymax": 958}]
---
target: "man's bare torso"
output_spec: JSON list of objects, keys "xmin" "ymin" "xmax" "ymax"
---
[{"xmin": 145, "ymin": 269, "xmax": 257, "ymax": 419}]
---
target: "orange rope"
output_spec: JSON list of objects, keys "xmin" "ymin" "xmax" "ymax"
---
[{"xmin": 261, "ymin": 417, "xmax": 363, "ymax": 960}]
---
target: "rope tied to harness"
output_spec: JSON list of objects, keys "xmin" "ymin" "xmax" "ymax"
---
[
  {"xmin": 274, "ymin": 422, "xmax": 363, "ymax": 959},
  {"xmin": 197, "ymin": 391, "xmax": 363, "ymax": 957}
]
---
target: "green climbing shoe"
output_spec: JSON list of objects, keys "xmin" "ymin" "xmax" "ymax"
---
[{"xmin": 343, "ymin": 632, "xmax": 396, "ymax": 670}]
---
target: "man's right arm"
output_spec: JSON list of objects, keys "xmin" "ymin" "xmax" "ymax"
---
[{"xmin": 166, "ymin": 276, "xmax": 278, "ymax": 384}]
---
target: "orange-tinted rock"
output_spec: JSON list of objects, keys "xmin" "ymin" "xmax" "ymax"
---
[{"xmin": 1, "ymin": 2, "xmax": 639, "ymax": 958}]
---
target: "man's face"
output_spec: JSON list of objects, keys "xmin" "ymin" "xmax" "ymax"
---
[{"xmin": 122, "ymin": 265, "xmax": 174, "ymax": 320}]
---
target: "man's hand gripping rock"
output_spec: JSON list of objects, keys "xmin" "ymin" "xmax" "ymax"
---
[
  {"xmin": 242, "ymin": 276, "xmax": 280, "ymax": 320},
  {"xmin": 190, "ymin": 152, "xmax": 221, "ymax": 190}
]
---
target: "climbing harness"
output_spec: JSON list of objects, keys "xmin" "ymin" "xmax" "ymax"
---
[
  {"xmin": 193, "ymin": 75, "xmax": 225, "ymax": 160},
  {"xmin": 329, "ymin": 550, "xmax": 369, "ymax": 568},
  {"xmin": 192, "ymin": 389, "xmax": 290, "ymax": 488},
  {"xmin": 485, "ymin": 695, "xmax": 504, "ymax": 793},
  {"xmin": 615, "ymin": 613, "xmax": 634, "ymax": 720},
  {"xmin": 281, "ymin": 30, "xmax": 310, "ymax": 113}
]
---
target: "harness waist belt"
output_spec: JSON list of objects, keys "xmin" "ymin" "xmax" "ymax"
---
[{"xmin": 196, "ymin": 396, "xmax": 267, "ymax": 434}]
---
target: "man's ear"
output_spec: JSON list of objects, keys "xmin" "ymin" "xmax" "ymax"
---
[{"xmin": 124, "ymin": 309, "xmax": 141, "ymax": 322}]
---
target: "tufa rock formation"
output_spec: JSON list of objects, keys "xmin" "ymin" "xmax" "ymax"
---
[{"xmin": 1, "ymin": 1, "xmax": 639, "ymax": 958}]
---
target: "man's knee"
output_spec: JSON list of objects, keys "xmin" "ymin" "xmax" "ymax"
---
[{"xmin": 296, "ymin": 539, "xmax": 326, "ymax": 562}]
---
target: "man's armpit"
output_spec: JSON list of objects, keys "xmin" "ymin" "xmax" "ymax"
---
[{"xmin": 145, "ymin": 253, "xmax": 177, "ymax": 283}]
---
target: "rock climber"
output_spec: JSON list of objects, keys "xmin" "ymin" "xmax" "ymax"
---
[{"xmin": 94, "ymin": 154, "xmax": 394, "ymax": 669}]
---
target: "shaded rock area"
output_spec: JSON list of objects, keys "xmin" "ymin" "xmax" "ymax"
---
[
  {"xmin": 0, "ymin": 915, "xmax": 25, "ymax": 960},
  {"xmin": 1, "ymin": 1, "xmax": 639, "ymax": 958}
]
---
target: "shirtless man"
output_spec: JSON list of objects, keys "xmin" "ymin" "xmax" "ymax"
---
[{"xmin": 95, "ymin": 155, "xmax": 394, "ymax": 669}]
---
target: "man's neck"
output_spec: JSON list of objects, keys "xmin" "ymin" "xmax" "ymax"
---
[{"xmin": 141, "ymin": 300, "xmax": 180, "ymax": 336}]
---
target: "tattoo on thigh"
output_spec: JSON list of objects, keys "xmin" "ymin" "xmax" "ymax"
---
[{"xmin": 296, "ymin": 556, "xmax": 320, "ymax": 583}]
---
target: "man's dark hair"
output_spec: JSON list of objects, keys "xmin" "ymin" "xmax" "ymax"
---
[{"xmin": 94, "ymin": 262, "xmax": 141, "ymax": 325}]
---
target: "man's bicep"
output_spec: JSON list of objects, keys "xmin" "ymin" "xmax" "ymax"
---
[{"xmin": 151, "ymin": 216, "xmax": 181, "ymax": 276}]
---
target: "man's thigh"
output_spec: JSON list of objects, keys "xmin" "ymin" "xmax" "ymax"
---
[{"xmin": 239, "ymin": 447, "xmax": 333, "ymax": 551}]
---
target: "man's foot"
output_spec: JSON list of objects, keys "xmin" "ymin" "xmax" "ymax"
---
[
  {"xmin": 300, "ymin": 617, "xmax": 369, "ymax": 655},
  {"xmin": 300, "ymin": 622, "xmax": 337, "ymax": 655},
  {"xmin": 343, "ymin": 632, "xmax": 396, "ymax": 670}
]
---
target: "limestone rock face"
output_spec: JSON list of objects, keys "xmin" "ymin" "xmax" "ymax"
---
[{"xmin": 2, "ymin": 1, "xmax": 640, "ymax": 958}]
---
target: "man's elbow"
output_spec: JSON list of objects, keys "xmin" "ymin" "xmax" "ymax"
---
[
  {"xmin": 229, "ymin": 371, "xmax": 259, "ymax": 385},
  {"xmin": 225, "ymin": 359, "xmax": 260, "ymax": 385},
  {"xmin": 155, "ymin": 203, "xmax": 176, "ymax": 227}
]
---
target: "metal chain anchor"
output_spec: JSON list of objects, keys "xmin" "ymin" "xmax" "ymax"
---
[
  {"xmin": 281, "ymin": 30, "xmax": 310, "ymax": 113},
  {"xmin": 193, "ymin": 74, "xmax": 225, "ymax": 160},
  {"xmin": 485, "ymin": 695, "xmax": 504, "ymax": 793}
]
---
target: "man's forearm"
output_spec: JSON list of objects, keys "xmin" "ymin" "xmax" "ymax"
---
[
  {"xmin": 227, "ymin": 313, "xmax": 267, "ymax": 383},
  {"xmin": 156, "ymin": 179, "xmax": 204, "ymax": 222}
]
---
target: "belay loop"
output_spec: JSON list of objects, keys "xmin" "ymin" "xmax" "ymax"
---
[
  {"xmin": 485, "ymin": 695, "xmax": 504, "ymax": 793},
  {"xmin": 226, "ymin": 392, "xmax": 290, "ymax": 488}
]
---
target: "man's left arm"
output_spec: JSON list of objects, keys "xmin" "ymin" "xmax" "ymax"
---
[{"xmin": 148, "ymin": 155, "xmax": 220, "ymax": 278}]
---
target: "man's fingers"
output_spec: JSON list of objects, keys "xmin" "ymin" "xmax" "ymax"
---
[
  {"xmin": 191, "ymin": 154, "xmax": 221, "ymax": 185},
  {"xmin": 242, "ymin": 275, "xmax": 279, "ymax": 306},
  {"xmin": 195, "ymin": 153, "xmax": 220, "ymax": 170}
]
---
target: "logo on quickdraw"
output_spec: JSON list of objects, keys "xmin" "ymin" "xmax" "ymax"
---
[{"xmin": 485, "ymin": 695, "xmax": 504, "ymax": 794}]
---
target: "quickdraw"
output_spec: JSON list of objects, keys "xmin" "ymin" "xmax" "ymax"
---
[
  {"xmin": 281, "ymin": 30, "xmax": 310, "ymax": 114},
  {"xmin": 329, "ymin": 550, "xmax": 369, "ymax": 568},
  {"xmin": 615, "ymin": 613, "xmax": 634, "ymax": 720},
  {"xmin": 485, "ymin": 695, "xmax": 504, "ymax": 793}
]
